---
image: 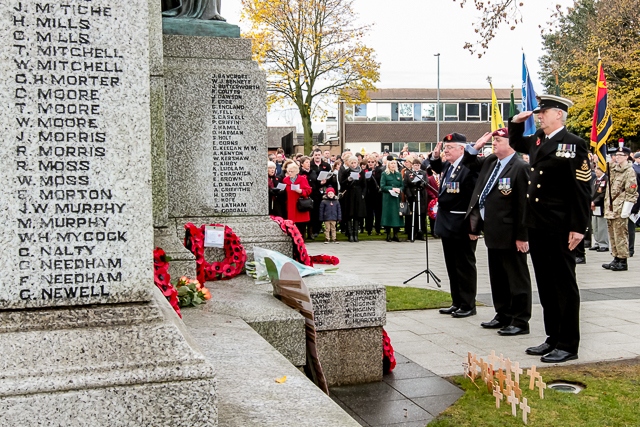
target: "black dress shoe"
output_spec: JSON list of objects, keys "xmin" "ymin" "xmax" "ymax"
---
[
  {"xmin": 439, "ymin": 306, "xmax": 459, "ymax": 315},
  {"xmin": 498, "ymin": 326, "xmax": 530, "ymax": 336},
  {"xmin": 597, "ymin": 247, "xmax": 609, "ymax": 252},
  {"xmin": 451, "ymin": 308, "xmax": 477, "ymax": 318},
  {"xmin": 480, "ymin": 319, "xmax": 506, "ymax": 329},
  {"xmin": 525, "ymin": 342, "xmax": 555, "ymax": 355},
  {"xmin": 540, "ymin": 349, "xmax": 578, "ymax": 363},
  {"xmin": 575, "ymin": 257, "xmax": 586, "ymax": 264},
  {"xmin": 588, "ymin": 246, "xmax": 599, "ymax": 251}
]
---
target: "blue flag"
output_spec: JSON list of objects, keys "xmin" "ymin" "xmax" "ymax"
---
[{"xmin": 521, "ymin": 53, "xmax": 538, "ymax": 135}]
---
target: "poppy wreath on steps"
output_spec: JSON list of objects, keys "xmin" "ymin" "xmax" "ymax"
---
[
  {"xmin": 184, "ymin": 223, "xmax": 247, "ymax": 284},
  {"xmin": 153, "ymin": 247, "xmax": 181, "ymax": 318},
  {"xmin": 269, "ymin": 216, "xmax": 341, "ymax": 266},
  {"xmin": 382, "ymin": 329, "xmax": 396, "ymax": 373},
  {"xmin": 270, "ymin": 216, "xmax": 312, "ymax": 266}
]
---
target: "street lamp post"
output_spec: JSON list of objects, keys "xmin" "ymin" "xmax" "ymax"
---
[{"xmin": 434, "ymin": 53, "xmax": 440, "ymax": 145}]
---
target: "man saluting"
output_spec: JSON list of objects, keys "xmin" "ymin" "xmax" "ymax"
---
[{"xmin": 509, "ymin": 95, "xmax": 591, "ymax": 363}]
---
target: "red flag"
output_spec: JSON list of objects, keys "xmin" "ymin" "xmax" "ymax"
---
[{"xmin": 590, "ymin": 60, "xmax": 612, "ymax": 172}]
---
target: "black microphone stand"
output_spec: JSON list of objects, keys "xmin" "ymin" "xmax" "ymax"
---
[{"xmin": 403, "ymin": 173, "xmax": 442, "ymax": 287}]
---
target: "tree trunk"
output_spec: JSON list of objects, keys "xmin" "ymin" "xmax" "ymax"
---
[{"xmin": 300, "ymin": 111, "xmax": 314, "ymax": 155}]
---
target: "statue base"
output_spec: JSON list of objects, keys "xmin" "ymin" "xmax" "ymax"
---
[
  {"xmin": 0, "ymin": 288, "xmax": 217, "ymax": 426},
  {"xmin": 162, "ymin": 17, "xmax": 240, "ymax": 38}
]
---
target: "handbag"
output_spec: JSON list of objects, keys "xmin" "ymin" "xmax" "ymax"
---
[
  {"xmin": 399, "ymin": 202, "xmax": 411, "ymax": 216},
  {"xmin": 297, "ymin": 196, "xmax": 314, "ymax": 212}
]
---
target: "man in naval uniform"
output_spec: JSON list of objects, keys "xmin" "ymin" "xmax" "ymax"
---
[
  {"xmin": 430, "ymin": 133, "xmax": 479, "ymax": 318},
  {"xmin": 509, "ymin": 95, "xmax": 591, "ymax": 363}
]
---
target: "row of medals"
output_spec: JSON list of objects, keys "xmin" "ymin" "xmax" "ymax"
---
[{"xmin": 557, "ymin": 144, "xmax": 576, "ymax": 158}]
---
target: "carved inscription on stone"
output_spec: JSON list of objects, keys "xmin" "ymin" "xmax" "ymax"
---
[
  {"xmin": 0, "ymin": 0, "xmax": 152, "ymax": 308},
  {"xmin": 344, "ymin": 289, "xmax": 383, "ymax": 326},
  {"xmin": 312, "ymin": 288, "xmax": 384, "ymax": 329},
  {"xmin": 210, "ymin": 73, "xmax": 260, "ymax": 215},
  {"xmin": 311, "ymin": 291, "xmax": 333, "ymax": 328}
]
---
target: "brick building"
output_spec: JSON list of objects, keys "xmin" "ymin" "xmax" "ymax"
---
[{"xmin": 341, "ymin": 88, "xmax": 522, "ymax": 154}]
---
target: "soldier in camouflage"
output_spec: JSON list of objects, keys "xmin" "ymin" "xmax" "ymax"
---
[{"xmin": 602, "ymin": 146, "xmax": 639, "ymax": 271}]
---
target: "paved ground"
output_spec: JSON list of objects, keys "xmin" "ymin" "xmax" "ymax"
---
[
  {"xmin": 330, "ymin": 353, "xmax": 463, "ymax": 427},
  {"xmin": 308, "ymin": 235, "xmax": 640, "ymax": 378}
]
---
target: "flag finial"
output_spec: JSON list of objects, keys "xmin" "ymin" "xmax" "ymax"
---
[
  {"xmin": 598, "ymin": 49, "xmax": 601, "ymax": 60},
  {"xmin": 487, "ymin": 76, "xmax": 492, "ymax": 85}
]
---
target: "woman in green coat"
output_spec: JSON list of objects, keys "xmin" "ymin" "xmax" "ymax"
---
[{"xmin": 380, "ymin": 160, "xmax": 404, "ymax": 241}]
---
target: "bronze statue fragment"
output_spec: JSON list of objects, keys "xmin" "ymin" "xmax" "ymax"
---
[{"xmin": 162, "ymin": 0, "xmax": 226, "ymax": 21}]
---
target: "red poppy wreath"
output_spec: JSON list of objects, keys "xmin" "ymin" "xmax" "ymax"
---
[
  {"xmin": 184, "ymin": 223, "xmax": 247, "ymax": 284},
  {"xmin": 153, "ymin": 247, "xmax": 181, "ymax": 318}
]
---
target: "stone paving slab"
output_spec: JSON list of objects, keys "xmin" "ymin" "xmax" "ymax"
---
[
  {"xmin": 330, "ymin": 354, "xmax": 461, "ymax": 427},
  {"xmin": 308, "ymin": 236, "xmax": 640, "ymax": 378}
]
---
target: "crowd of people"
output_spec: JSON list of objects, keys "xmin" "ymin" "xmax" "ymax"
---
[
  {"xmin": 267, "ymin": 94, "xmax": 640, "ymax": 364},
  {"xmin": 268, "ymin": 147, "xmax": 439, "ymax": 244}
]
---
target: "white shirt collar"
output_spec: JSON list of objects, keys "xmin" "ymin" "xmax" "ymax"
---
[{"xmin": 546, "ymin": 126, "xmax": 565, "ymax": 140}]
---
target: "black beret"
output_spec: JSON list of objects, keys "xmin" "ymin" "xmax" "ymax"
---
[{"xmin": 443, "ymin": 133, "xmax": 467, "ymax": 143}]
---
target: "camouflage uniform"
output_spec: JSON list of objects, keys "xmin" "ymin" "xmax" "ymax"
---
[{"xmin": 604, "ymin": 161, "xmax": 639, "ymax": 259}]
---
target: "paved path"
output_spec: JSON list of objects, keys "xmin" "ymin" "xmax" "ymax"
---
[{"xmin": 308, "ymin": 236, "xmax": 640, "ymax": 377}]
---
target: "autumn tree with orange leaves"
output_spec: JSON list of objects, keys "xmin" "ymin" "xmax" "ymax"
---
[{"xmin": 241, "ymin": 0, "xmax": 379, "ymax": 152}]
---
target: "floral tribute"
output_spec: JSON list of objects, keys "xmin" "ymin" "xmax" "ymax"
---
[
  {"xmin": 184, "ymin": 223, "xmax": 247, "ymax": 284},
  {"xmin": 428, "ymin": 198, "xmax": 438, "ymax": 220},
  {"xmin": 309, "ymin": 254, "xmax": 340, "ymax": 265},
  {"xmin": 382, "ymin": 329, "xmax": 397, "ymax": 373},
  {"xmin": 153, "ymin": 247, "xmax": 181, "ymax": 318},
  {"xmin": 175, "ymin": 276, "xmax": 212, "ymax": 307},
  {"xmin": 270, "ymin": 216, "xmax": 312, "ymax": 265},
  {"xmin": 269, "ymin": 216, "xmax": 340, "ymax": 266}
]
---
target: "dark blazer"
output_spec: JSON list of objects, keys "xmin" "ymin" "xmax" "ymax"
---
[
  {"xmin": 462, "ymin": 151, "xmax": 529, "ymax": 249},
  {"xmin": 430, "ymin": 156, "xmax": 478, "ymax": 239},
  {"xmin": 508, "ymin": 120, "xmax": 591, "ymax": 234}
]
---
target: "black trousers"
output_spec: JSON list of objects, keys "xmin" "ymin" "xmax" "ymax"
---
[
  {"xmin": 487, "ymin": 248, "xmax": 532, "ymax": 329},
  {"xmin": 441, "ymin": 237, "xmax": 477, "ymax": 311},
  {"xmin": 529, "ymin": 229, "xmax": 581, "ymax": 354},
  {"xmin": 364, "ymin": 195, "xmax": 382, "ymax": 234},
  {"xmin": 310, "ymin": 196, "xmax": 323, "ymax": 235}
]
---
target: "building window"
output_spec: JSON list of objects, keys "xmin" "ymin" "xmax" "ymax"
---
[
  {"xmin": 503, "ymin": 102, "xmax": 519, "ymax": 118},
  {"xmin": 466, "ymin": 103, "xmax": 480, "ymax": 121},
  {"xmin": 399, "ymin": 103, "xmax": 414, "ymax": 121},
  {"xmin": 345, "ymin": 104, "xmax": 354, "ymax": 122},
  {"xmin": 421, "ymin": 103, "xmax": 436, "ymax": 121},
  {"xmin": 481, "ymin": 103, "xmax": 489, "ymax": 121},
  {"xmin": 366, "ymin": 103, "xmax": 377, "ymax": 121},
  {"xmin": 443, "ymin": 103, "xmax": 458, "ymax": 121},
  {"xmin": 377, "ymin": 103, "xmax": 392, "ymax": 121},
  {"xmin": 354, "ymin": 104, "xmax": 367, "ymax": 121}
]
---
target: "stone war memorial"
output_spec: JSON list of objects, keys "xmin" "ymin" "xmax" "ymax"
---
[{"xmin": 0, "ymin": 0, "xmax": 386, "ymax": 425}]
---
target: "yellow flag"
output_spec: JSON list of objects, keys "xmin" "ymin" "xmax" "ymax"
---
[{"xmin": 490, "ymin": 83, "xmax": 505, "ymax": 132}]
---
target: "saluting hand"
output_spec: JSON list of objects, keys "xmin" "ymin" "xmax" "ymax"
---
[
  {"xmin": 511, "ymin": 111, "xmax": 534, "ymax": 124},
  {"xmin": 432, "ymin": 141, "xmax": 442, "ymax": 159},
  {"xmin": 473, "ymin": 132, "xmax": 493, "ymax": 151},
  {"xmin": 568, "ymin": 232, "xmax": 584, "ymax": 251}
]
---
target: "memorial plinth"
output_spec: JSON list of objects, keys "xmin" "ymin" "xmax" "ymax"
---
[
  {"xmin": 161, "ymin": 34, "xmax": 292, "ymax": 277},
  {"xmin": 0, "ymin": 1, "xmax": 216, "ymax": 424},
  {"xmin": 209, "ymin": 272, "xmax": 386, "ymax": 387},
  {"xmin": 305, "ymin": 273, "xmax": 386, "ymax": 386}
]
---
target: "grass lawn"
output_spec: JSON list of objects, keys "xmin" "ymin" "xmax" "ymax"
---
[
  {"xmin": 431, "ymin": 358, "xmax": 640, "ymax": 427},
  {"xmin": 386, "ymin": 286, "xmax": 452, "ymax": 311}
]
